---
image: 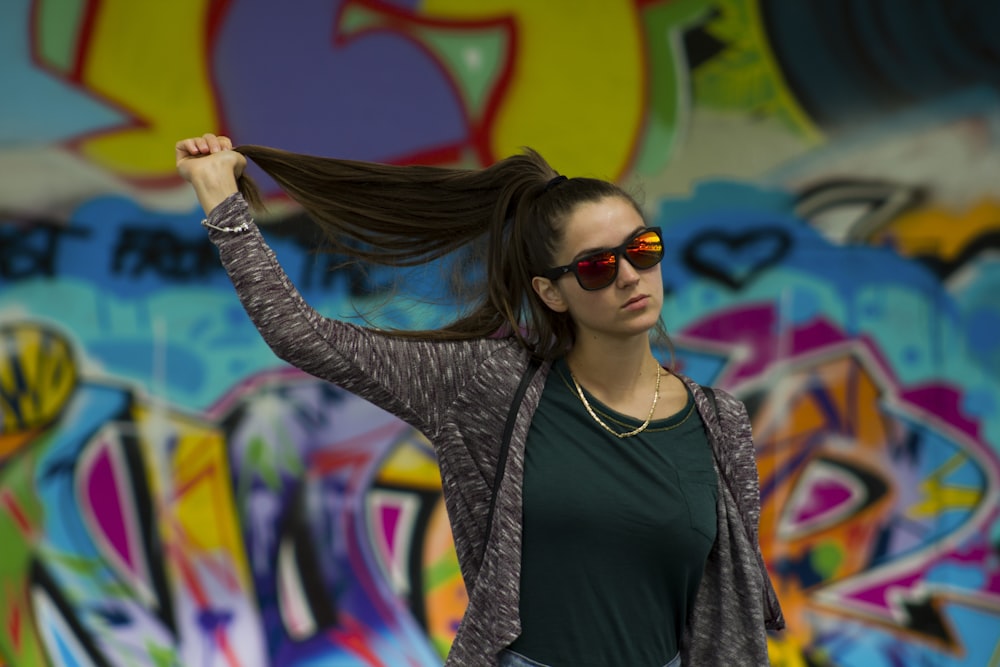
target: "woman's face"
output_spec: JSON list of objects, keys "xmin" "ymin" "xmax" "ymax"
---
[{"xmin": 532, "ymin": 196, "xmax": 664, "ymax": 343}]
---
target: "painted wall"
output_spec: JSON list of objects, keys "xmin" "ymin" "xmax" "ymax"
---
[{"xmin": 1, "ymin": 0, "xmax": 998, "ymax": 665}]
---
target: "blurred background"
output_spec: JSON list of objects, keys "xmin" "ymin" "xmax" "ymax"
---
[{"xmin": 2, "ymin": 0, "xmax": 999, "ymax": 665}]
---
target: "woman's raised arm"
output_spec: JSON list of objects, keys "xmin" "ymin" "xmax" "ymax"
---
[{"xmin": 176, "ymin": 135, "xmax": 492, "ymax": 436}]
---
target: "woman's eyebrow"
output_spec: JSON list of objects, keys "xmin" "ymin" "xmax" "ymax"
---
[{"xmin": 570, "ymin": 225, "xmax": 648, "ymax": 261}]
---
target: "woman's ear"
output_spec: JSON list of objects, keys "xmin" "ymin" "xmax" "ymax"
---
[{"xmin": 531, "ymin": 276, "xmax": 569, "ymax": 313}]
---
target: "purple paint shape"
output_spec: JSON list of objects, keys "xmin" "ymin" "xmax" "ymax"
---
[
  {"xmin": 794, "ymin": 477, "xmax": 854, "ymax": 525},
  {"xmin": 683, "ymin": 305, "xmax": 868, "ymax": 385},
  {"xmin": 842, "ymin": 572, "xmax": 922, "ymax": 611},
  {"xmin": 197, "ymin": 608, "xmax": 235, "ymax": 634},
  {"xmin": 380, "ymin": 505, "xmax": 402, "ymax": 556},
  {"xmin": 901, "ymin": 385, "xmax": 979, "ymax": 439},
  {"xmin": 86, "ymin": 446, "xmax": 137, "ymax": 576},
  {"xmin": 789, "ymin": 319, "xmax": 848, "ymax": 356},
  {"xmin": 213, "ymin": 0, "xmax": 467, "ymax": 188},
  {"xmin": 682, "ymin": 303, "xmax": 777, "ymax": 383}
]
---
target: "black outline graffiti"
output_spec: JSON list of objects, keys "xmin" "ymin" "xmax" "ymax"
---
[
  {"xmin": 396, "ymin": 485, "xmax": 444, "ymax": 633},
  {"xmin": 279, "ymin": 480, "xmax": 339, "ymax": 634},
  {"xmin": 682, "ymin": 18, "xmax": 726, "ymax": 69},
  {"xmin": 795, "ymin": 179, "xmax": 924, "ymax": 243},
  {"xmin": 30, "ymin": 560, "xmax": 115, "ymax": 667},
  {"xmin": 111, "ymin": 226, "xmax": 223, "ymax": 281},
  {"xmin": 0, "ymin": 224, "xmax": 90, "ymax": 281},
  {"xmin": 114, "ymin": 408, "xmax": 178, "ymax": 636},
  {"xmin": 682, "ymin": 227, "xmax": 792, "ymax": 289},
  {"xmin": 0, "ymin": 324, "xmax": 78, "ymax": 444},
  {"xmin": 918, "ymin": 229, "xmax": 1000, "ymax": 280}
]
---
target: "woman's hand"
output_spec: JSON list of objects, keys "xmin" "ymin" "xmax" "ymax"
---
[{"xmin": 176, "ymin": 133, "xmax": 246, "ymax": 214}]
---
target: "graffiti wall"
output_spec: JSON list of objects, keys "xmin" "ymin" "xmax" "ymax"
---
[{"xmin": 2, "ymin": 0, "xmax": 998, "ymax": 665}]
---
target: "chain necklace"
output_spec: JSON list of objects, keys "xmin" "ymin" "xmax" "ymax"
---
[{"xmin": 569, "ymin": 363, "xmax": 661, "ymax": 438}]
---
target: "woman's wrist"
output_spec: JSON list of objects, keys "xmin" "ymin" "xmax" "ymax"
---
[
  {"xmin": 190, "ymin": 167, "xmax": 240, "ymax": 215},
  {"xmin": 179, "ymin": 149, "xmax": 244, "ymax": 214}
]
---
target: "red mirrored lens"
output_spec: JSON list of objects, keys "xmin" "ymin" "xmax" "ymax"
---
[
  {"xmin": 625, "ymin": 231, "xmax": 663, "ymax": 268},
  {"xmin": 575, "ymin": 253, "xmax": 617, "ymax": 289}
]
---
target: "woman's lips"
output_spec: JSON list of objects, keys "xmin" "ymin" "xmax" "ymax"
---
[{"xmin": 623, "ymin": 294, "xmax": 649, "ymax": 310}]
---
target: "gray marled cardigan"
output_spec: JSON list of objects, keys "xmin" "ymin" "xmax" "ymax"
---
[{"xmin": 206, "ymin": 194, "xmax": 784, "ymax": 666}]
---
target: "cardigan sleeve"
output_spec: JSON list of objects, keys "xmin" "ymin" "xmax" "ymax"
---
[{"xmin": 203, "ymin": 193, "xmax": 494, "ymax": 436}]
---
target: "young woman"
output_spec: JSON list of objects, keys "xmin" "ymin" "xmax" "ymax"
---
[{"xmin": 176, "ymin": 133, "xmax": 783, "ymax": 666}]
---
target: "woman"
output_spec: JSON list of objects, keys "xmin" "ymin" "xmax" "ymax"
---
[{"xmin": 176, "ymin": 134, "xmax": 783, "ymax": 666}]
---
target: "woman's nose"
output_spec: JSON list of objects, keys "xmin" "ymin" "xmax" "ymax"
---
[{"xmin": 616, "ymin": 258, "xmax": 641, "ymax": 286}]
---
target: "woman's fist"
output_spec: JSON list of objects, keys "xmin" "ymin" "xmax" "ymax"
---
[
  {"xmin": 175, "ymin": 133, "xmax": 246, "ymax": 184},
  {"xmin": 175, "ymin": 133, "xmax": 246, "ymax": 214}
]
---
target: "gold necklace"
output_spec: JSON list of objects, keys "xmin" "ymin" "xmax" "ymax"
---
[{"xmin": 569, "ymin": 364, "xmax": 661, "ymax": 438}]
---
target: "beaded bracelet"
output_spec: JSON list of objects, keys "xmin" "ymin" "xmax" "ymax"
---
[{"xmin": 201, "ymin": 219, "xmax": 251, "ymax": 233}]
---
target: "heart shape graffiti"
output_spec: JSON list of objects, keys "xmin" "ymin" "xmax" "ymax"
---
[{"xmin": 682, "ymin": 228, "xmax": 792, "ymax": 289}]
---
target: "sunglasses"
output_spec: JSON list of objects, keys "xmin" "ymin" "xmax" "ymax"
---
[{"xmin": 541, "ymin": 227, "xmax": 664, "ymax": 290}]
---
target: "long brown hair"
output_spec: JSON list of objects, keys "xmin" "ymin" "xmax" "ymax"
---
[{"xmin": 233, "ymin": 145, "xmax": 663, "ymax": 359}]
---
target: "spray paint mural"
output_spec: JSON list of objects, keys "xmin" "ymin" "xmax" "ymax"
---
[{"xmin": 2, "ymin": 0, "xmax": 999, "ymax": 665}]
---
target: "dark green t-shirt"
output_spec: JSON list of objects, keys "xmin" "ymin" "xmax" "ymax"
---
[{"xmin": 507, "ymin": 359, "xmax": 718, "ymax": 666}]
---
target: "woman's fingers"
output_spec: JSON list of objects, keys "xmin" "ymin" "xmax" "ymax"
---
[
  {"xmin": 175, "ymin": 134, "xmax": 237, "ymax": 166},
  {"xmin": 201, "ymin": 134, "xmax": 217, "ymax": 153},
  {"xmin": 175, "ymin": 138, "xmax": 196, "ymax": 157},
  {"xmin": 177, "ymin": 133, "xmax": 231, "ymax": 156},
  {"xmin": 198, "ymin": 133, "xmax": 233, "ymax": 154}
]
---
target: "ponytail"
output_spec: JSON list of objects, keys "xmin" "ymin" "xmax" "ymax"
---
[{"xmin": 232, "ymin": 145, "xmax": 640, "ymax": 358}]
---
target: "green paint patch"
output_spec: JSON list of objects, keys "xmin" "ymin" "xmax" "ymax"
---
[
  {"xmin": 424, "ymin": 552, "xmax": 461, "ymax": 590},
  {"xmin": 37, "ymin": 547, "xmax": 103, "ymax": 576},
  {"xmin": 146, "ymin": 640, "xmax": 180, "ymax": 667},
  {"xmin": 419, "ymin": 28, "xmax": 505, "ymax": 119},
  {"xmin": 35, "ymin": 0, "xmax": 88, "ymax": 73},
  {"xmin": 810, "ymin": 542, "xmax": 843, "ymax": 577},
  {"xmin": 248, "ymin": 435, "xmax": 281, "ymax": 491},
  {"xmin": 690, "ymin": 0, "xmax": 821, "ymax": 141},
  {"xmin": 633, "ymin": 0, "xmax": 713, "ymax": 175},
  {"xmin": 339, "ymin": 2, "xmax": 507, "ymax": 121},
  {"xmin": 432, "ymin": 635, "xmax": 453, "ymax": 660}
]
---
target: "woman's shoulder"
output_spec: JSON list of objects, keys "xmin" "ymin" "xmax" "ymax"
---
[
  {"xmin": 464, "ymin": 335, "xmax": 541, "ymax": 383},
  {"xmin": 676, "ymin": 375, "xmax": 753, "ymax": 462},
  {"xmin": 676, "ymin": 375, "xmax": 746, "ymax": 421}
]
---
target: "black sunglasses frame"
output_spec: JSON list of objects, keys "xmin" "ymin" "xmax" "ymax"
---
[{"xmin": 541, "ymin": 227, "xmax": 664, "ymax": 291}]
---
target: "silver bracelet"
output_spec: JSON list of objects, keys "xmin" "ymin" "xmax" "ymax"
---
[{"xmin": 201, "ymin": 218, "xmax": 251, "ymax": 233}]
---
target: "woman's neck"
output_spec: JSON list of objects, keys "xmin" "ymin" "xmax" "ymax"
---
[{"xmin": 564, "ymin": 334, "xmax": 660, "ymax": 398}]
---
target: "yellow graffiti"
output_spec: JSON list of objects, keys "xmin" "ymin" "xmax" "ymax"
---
[
  {"xmin": 909, "ymin": 453, "xmax": 983, "ymax": 519},
  {"xmin": 419, "ymin": 0, "xmax": 646, "ymax": 178},
  {"xmin": 0, "ymin": 324, "xmax": 77, "ymax": 445},
  {"xmin": 693, "ymin": 0, "xmax": 821, "ymax": 142},
  {"xmin": 376, "ymin": 432, "xmax": 442, "ymax": 490},
  {"xmin": 767, "ymin": 633, "xmax": 809, "ymax": 667},
  {"xmin": 75, "ymin": 1, "xmax": 219, "ymax": 178},
  {"xmin": 134, "ymin": 405, "xmax": 253, "ymax": 594},
  {"xmin": 875, "ymin": 199, "xmax": 1000, "ymax": 263}
]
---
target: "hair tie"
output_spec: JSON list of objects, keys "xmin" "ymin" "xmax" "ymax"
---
[{"xmin": 544, "ymin": 175, "xmax": 568, "ymax": 192}]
